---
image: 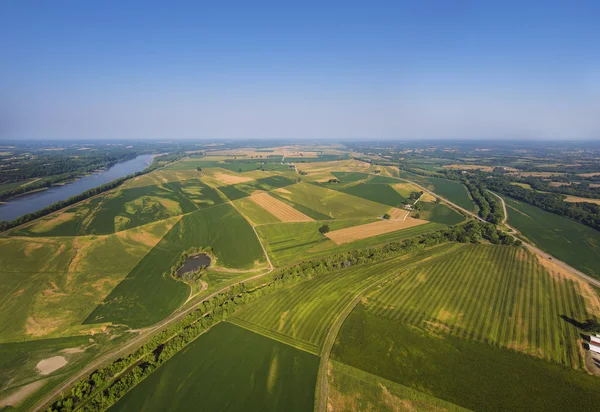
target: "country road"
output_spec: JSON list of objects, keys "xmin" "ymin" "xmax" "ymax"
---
[{"xmin": 398, "ymin": 175, "xmax": 600, "ymax": 289}]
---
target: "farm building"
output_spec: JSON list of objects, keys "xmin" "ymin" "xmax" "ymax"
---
[
  {"xmin": 589, "ymin": 342, "xmax": 600, "ymax": 355},
  {"xmin": 590, "ymin": 335, "xmax": 600, "ymax": 345}
]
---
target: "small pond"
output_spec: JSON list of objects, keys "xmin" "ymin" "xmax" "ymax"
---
[{"xmin": 176, "ymin": 254, "xmax": 211, "ymax": 278}]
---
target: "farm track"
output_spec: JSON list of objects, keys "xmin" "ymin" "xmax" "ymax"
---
[{"xmin": 394, "ymin": 174, "xmax": 600, "ymax": 289}]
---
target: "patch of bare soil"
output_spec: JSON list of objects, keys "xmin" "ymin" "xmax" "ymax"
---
[
  {"xmin": 35, "ymin": 356, "xmax": 68, "ymax": 375},
  {"xmin": 213, "ymin": 173, "xmax": 254, "ymax": 185},
  {"xmin": 0, "ymin": 380, "xmax": 46, "ymax": 408}
]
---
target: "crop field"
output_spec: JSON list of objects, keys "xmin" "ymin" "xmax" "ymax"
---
[
  {"xmin": 111, "ymin": 322, "xmax": 319, "ymax": 412},
  {"xmin": 218, "ymin": 175, "xmax": 297, "ymax": 201},
  {"xmin": 328, "ymin": 361, "xmax": 467, "ymax": 412},
  {"xmin": 257, "ymin": 220, "xmax": 446, "ymax": 267},
  {"xmin": 0, "ymin": 218, "xmax": 179, "ymax": 341},
  {"xmin": 294, "ymin": 159, "xmax": 371, "ymax": 181},
  {"xmin": 417, "ymin": 201, "xmax": 465, "ymax": 225},
  {"xmin": 229, "ymin": 243, "xmax": 462, "ymax": 354},
  {"xmin": 332, "ymin": 183, "xmax": 408, "ymax": 208},
  {"xmin": 504, "ymin": 196, "xmax": 600, "ymax": 279},
  {"xmin": 325, "ymin": 218, "xmax": 428, "ymax": 244},
  {"xmin": 363, "ymin": 244, "xmax": 599, "ymax": 368},
  {"xmin": 85, "ymin": 203, "xmax": 266, "ymax": 328},
  {"xmin": 332, "ymin": 307, "xmax": 600, "ymax": 412},
  {"xmin": 249, "ymin": 192, "xmax": 313, "ymax": 222},
  {"xmin": 232, "ymin": 197, "xmax": 281, "ymax": 226},
  {"xmin": 269, "ymin": 182, "xmax": 389, "ymax": 219},
  {"xmin": 397, "ymin": 170, "xmax": 476, "ymax": 211}
]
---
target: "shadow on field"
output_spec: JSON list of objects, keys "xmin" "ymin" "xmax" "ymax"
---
[{"xmin": 559, "ymin": 315, "xmax": 588, "ymax": 329}]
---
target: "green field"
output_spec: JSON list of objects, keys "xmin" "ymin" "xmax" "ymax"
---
[
  {"xmin": 85, "ymin": 203, "xmax": 265, "ymax": 328},
  {"xmin": 233, "ymin": 197, "xmax": 281, "ymax": 225},
  {"xmin": 504, "ymin": 196, "xmax": 600, "ymax": 279},
  {"xmin": 270, "ymin": 183, "xmax": 389, "ymax": 219},
  {"xmin": 397, "ymin": 170, "xmax": 476, "ymax": 211},
  {"xmin": 418, "ymin": 201, "xmax": 466, "ymax": 225},
  {"xmin": 332, "ymin": 307, "xmax": 600, "ymax": 412},
  {"xmin": 332, "ymin": 183, "xmax": 408, "ymax": 208},
  {"xmin": 328, "ymin": 361, "xmax": 467, "ymax": 412},
  {"xmin": 110, "ymin": 322, "xmax": 318, "ymax": 412},
  {"xmin": 256, "ymin": 220, "xmax": 446, "ymax": 267},
  {"xmin": 165, "ymin": 159, "xmax": 291, "ymax": 172},
  {"xmin": 364, "ymin": 244, "xmax": 594, "ymax": 368},
  {"xmin": 218, "ymin": 175, "xmax": 297, "ymax": 201},
  {"xmin": 229, "ymin": 243, "xmax": 462, "ymax": 353}
]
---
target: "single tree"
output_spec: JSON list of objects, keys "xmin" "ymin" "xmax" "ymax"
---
[
  {"xmin": 319, "ymin": 224, "xmax": 330, "ymax": 234},
  {"xmin": 383, "ymin": 213, "xmax": 391, "ymax": 219}
]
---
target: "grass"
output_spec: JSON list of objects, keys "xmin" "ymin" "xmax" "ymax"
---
[
  {"xmin": 271, "ymin": 183, "xmax": 389, "ymax": 219},
  {"xmin": 504, "ymin": 196, "xmax": 600, "ymax": 279},
  {"xmin": 397, "ymin": 170, "xmax": 476, "ymax": 212},
  {"xmin": 0, "ymin": 219, "xmax": 178, "ymax": 341},
  {"xmin": 364, "ymin": 244, "xmax": 595, "ymax": 368},
  {"xmin": 417, "ymin": 201, "xmax": 465, "ymax": 225},
  {"xmin": 331, "ymin": 172, "xmax": 369, "ymax": 183},
  {"xmin": 328, "ymin": 361, "xmax": 467, "ymax": 412},
  {"xmin": 110, "ymin": 322, "xmax": 319, "ymax": 412},
  {"xmin": 233, "ymin": 197, "xmax": 281, "ymax": 225},
  {"xmin": 256, "ymin": 220, "xmax": 446, "ymax": 267},
  {"xmin": 229, "ymin": 244, "xmax": 461, "ymax": 354},
  {"xmin": 218, "ymin": 175, "xmax": 297, "ymax": 201},
  {"xmin": 84, "ymin": 203, "xmax": 265, "ymax": 328},
  {"xmin": 332, "ymin": 307, "xmax": 600, "ymax": 412},
  {"xmin": 333, "ymin": 183, "xmax": 408, "ymax": 208}
]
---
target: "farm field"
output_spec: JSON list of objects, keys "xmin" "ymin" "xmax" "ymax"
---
[
  {"xmin": 233, "ymin": 196, "xmax": 281, "ymax": 225},
  {"xmin": 397, "ymin": 170, "xmax": 476, "ymax": 212},
  {"xmin": 328, "ymin": 361, "xmax": 467, "ymax": 412},
  {"xmin": 218, "ymin": 175, "xmax": 297, "ymax": 201},
  {"xmin": 363, "ymin": 244, "xmax": 599, "ymax": 368},
  {"xmin": 504, "ymin": 196, "xmax": 600, "ymax": 279},
  {"xmin": 268, "ymin": 182, "xmax": 389, "ymax": 219},
  {"xmin": 110, "ymin": 322, "xmax": 319, "ymax": 412},
  {"xmin": 564, "ymin": 195, "xmax": 600, "ymax": 205},
  {"xmin": 229, "ymin": 243, "xmax": 463, "ymax": 354},
  {"xmin": 0, "ymin": 217, "xmax": 180, "ymax": 341},
  {"xmin": 325, "ymin": 218, "xmax": 428, "ymax": 244},
  {"xmin": 332, "ymin": 307, "xmax": 600, "ymax": 412},
  {"xmin": 84, "ymin": 203, "xmax": 266, "ymax": 328},
  {"xmin": 249, "ymin": 192, "xmax": 313, "ymax": 222},
  {"xmin": 256, "ymin": 219, "xmax": 446, "ymax": 267}
]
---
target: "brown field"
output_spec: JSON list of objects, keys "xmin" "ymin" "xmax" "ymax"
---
[
  {"xmin": 564, "ymin": 195, "xmax": 600, "ymax": 205},
  {"xmin": 387, "ymin": 207, "xmax": 409, "ymax": 220},
  {"xmin": 212, "ymin": 172, "xmax": 254, "ymax": 185},
  {"xmin": 249, "ymin": 192, "xmax": 313, "ymax": 222},
  {"xmin": 443, "ymin": 164, "xmax": 495, "ymax": 172},
  {"xmin": 578, "ymin": 172, "xmax": 600, "ymax": 177},
  {"xmin": 325, "ymin": 218, "xmax": 428, "ymax": 245}
]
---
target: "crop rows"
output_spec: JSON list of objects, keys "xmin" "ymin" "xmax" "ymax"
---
[
  {"xmin": 365, "ymin": 244, "xmax": 591, "ymax": 368},
  {"xmin": 229, "ymin": 243, "xmax": 463, "ymax": 352}
]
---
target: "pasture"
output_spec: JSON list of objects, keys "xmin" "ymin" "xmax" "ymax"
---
[
  {"xmin": 363, "ymin": 244, "xmax": 598, "ymax": 368},
  {"xmin": 504, "ymin": 196, "xmax": 600, "ymax": 279},
  {"xmin": 229, "ymin": 243, "xmax": 462, "ymax": 353},
  {"xmin": 332, "ymin": 307, "xmax": 600, "ymax": 412},
  {"xmin": 110, "ymin": 322, "xmax": 318, "ymax": 412},
  {"xmin": 85, "ymin": 203, "xmax": 265, "ymax": 328}
]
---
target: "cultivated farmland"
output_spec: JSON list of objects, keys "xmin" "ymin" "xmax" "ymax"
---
[
  {"xmin": 325, "ymin": 218, "xmax": 428, "ymax": 245},
  {"xmin": 249, "ymin": 192, "xmax": 313, "ymax": 222},
  {"xmin": 110, "ymin": 322, "xmax": 319, "ymax": 412}
]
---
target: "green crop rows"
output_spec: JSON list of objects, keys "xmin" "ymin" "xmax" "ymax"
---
[{"xmin": 365, "ymin": 244, "xmax": 590, "ymax": 368}]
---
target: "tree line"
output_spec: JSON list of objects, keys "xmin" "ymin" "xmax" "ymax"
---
[{"xmin": 48, "ymin": 220, "xmax": 519, "ymax": 412}]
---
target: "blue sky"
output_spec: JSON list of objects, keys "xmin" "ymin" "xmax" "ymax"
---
[{"xmin": 1, "ymin": 0, "xmax": 599, "ymax": 140}]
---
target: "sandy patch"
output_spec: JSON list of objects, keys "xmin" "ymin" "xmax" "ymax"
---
[
  {"xmin": 249, "ymin": 192, "xmax": 313, "ymax": 222},
  {"xmin": 36, "ymin": 356, "xmax": 68, "ymax": 375},
  {"xmin": 213, "ymin": 173, "xmax": 254, "ymax": 185},
  {"xmin": 325, "ymin": 218, "xmax": 428, "ymax": 245},
  {"xmin": 0, "ymin": 380, "xmax": 46, "ymax": 408}
]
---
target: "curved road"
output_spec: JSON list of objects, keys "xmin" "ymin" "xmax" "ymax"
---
[{"xmin": 399, "ymin": 176, "xmax": 600, "ymax": 288}]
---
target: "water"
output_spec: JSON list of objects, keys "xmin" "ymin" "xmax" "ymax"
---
[
  {"xmin": 0, "ymin": 154, "xmax": 154, "ymax": 221},
  {"xmin": 176, "ymin": 254, "xmax": 212, "ymax": 278}
]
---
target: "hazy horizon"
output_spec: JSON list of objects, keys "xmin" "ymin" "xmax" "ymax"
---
[{"xmin": 2, "ymin": 1, "xmax": 599, "ymax": 140}]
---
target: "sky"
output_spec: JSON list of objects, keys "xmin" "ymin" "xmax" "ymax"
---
[{"xmin": 1, "ymin": 0, "xmax": 599, "ymax": 140}]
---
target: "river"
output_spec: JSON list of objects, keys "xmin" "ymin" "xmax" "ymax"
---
[{"xmin": 0, "ymin": 154, "xmax": 154, "ymax": 221}]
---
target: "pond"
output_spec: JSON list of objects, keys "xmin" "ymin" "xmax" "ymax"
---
[{"xmin": 176, "ymin": 254, "xmax": 212, "ymax": 278}]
